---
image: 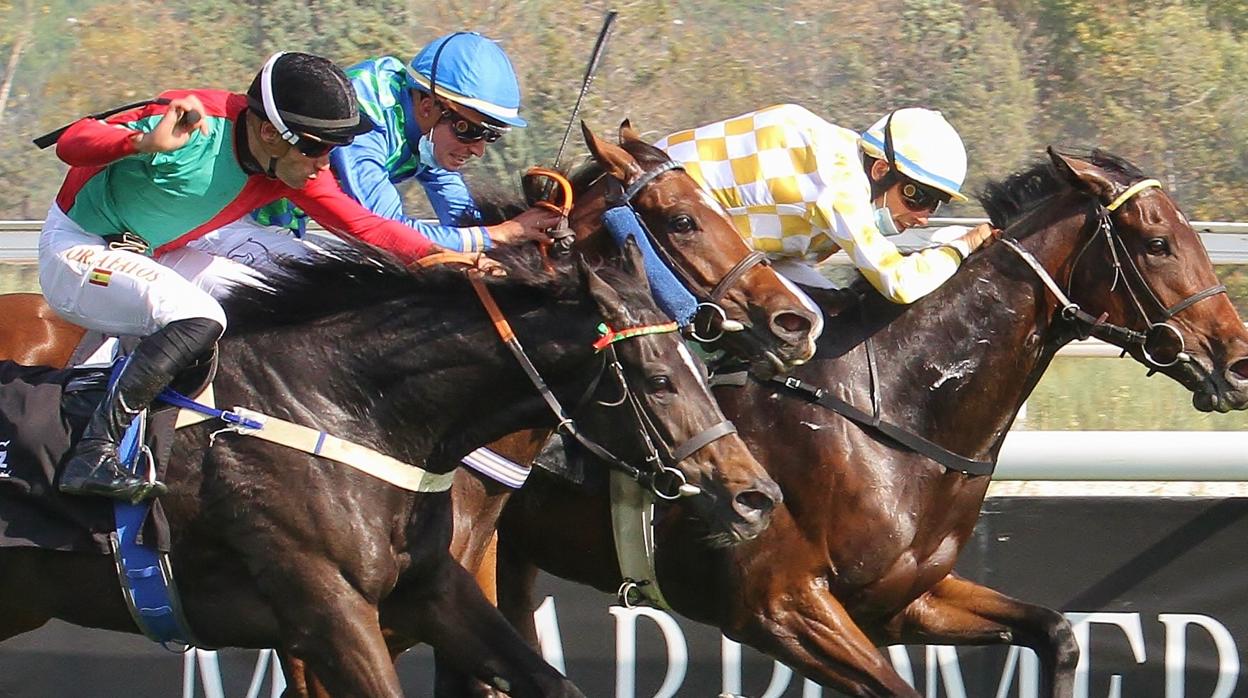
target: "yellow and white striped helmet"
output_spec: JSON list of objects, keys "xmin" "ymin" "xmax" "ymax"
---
[{"xmin": 859, "ymin": 108, "xmax": 968, "ymax": 202}]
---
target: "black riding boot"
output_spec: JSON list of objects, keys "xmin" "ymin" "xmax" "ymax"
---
[{"xmin": 59, "ymin": 317, "xmax": 223, "ymax": 503}]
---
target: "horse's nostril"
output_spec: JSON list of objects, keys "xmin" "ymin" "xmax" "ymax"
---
[
  {"xmin": 1230, "ymin": 358, "xmax": 1248, "ymax": 381},
  {"xmin": 735, "ymin": 488, "xmax": 777, "ymax": 517},
  {"xmin": 772, "ymin": 311, "xmax": 811, "ymax": 336}
]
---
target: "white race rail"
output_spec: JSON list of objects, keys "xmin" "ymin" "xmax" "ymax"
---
[{"xmin": 995, "ymin": 431, "xmax": 1248, "ymax": 481}]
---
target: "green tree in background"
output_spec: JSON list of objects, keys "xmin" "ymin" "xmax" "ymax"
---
[{"xmin": 1, "ymin": 0, "xmax": 1246, "ymax": 223}]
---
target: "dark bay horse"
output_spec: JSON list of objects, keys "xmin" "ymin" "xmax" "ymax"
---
[
  {"xmin": 0, "ymin": 120, "xmax": 818, "ymax": 697},
  {"xmin": 486, "ymin": 149, "xmax": 1248, "ymax": 697},
  {"xmin": 0, "ymin": 243, "xmax": 782, "ymax": 697}
]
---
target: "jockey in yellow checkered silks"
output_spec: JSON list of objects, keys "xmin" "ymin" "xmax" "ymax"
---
[{"xmin": 655, "ymin": 105, "xmax": 997, "ymax": 303}]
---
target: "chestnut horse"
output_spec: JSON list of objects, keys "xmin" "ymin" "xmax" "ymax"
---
[{"xmin": 465, "ymin": 149, "xmax": 1248, "ymax": 697}]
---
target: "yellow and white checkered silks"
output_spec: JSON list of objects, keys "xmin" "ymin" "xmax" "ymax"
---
[{"xmin": 655, "ymin": 104, "xmax": 965, "ymax": 304}]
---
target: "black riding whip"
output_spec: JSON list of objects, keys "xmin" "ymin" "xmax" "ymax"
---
[{"xmin": 549, "ymin": 9, "xmax": 618, "ymax": 178}]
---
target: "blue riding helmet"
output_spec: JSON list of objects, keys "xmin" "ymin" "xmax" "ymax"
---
[{"xmin": 407, "ymin": 32, "xmax": 526, "ymax": 128}]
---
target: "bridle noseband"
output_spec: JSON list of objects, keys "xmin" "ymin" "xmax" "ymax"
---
[
  {"xmin": 1000, "ymin": 178, "xmax": 1226, "ymax": 373},
  {"xmin": 606, "ymin": 160, "xmax": 770, "ymax": 343},
  {"xmin": 465, "ymin": 272, "xmax": 738, "ymax": 499}
]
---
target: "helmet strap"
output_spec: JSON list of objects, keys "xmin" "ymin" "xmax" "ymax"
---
[
  {"xmin": 882, "ymin": 110, "xmax": 897, "ymax": 173},
  {"xmin": 266, "ymin": 156, "xmax": 279, "ymax": 179}
]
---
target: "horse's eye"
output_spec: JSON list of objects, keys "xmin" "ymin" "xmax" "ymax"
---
[
  {"xmin": 669, "ymin": 214, "xmax": 697, "ymax": 234},
  {"xmin": 1146, "ymin": 237, "xmax": 1170, "ymax": 256},
  {"xmin": 648, "ymin": 374, "xmax": 673, "ymax": 392}
]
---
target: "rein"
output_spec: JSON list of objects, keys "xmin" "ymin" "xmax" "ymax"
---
[
  {"xmin": 465, "ymin": 272, "xmax": 737, "ymax": 499},
  {"xmin": 999, "ymin": 178, "xmax": 1226, "ymax": 373}
]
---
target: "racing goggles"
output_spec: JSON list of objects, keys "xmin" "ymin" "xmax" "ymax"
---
[
  {"xmin": 439, "ymin": 104, "xmax": 507, "ymax": 144},
  {"xmin": 290, "ymin": 132, "xmax": 345, "ymax": 158},
  {"xmin": 897, "ymin": 177, "xmax": 950, "ymax": 214}
]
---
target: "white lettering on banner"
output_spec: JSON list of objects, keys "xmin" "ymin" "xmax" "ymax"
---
[
  {"xmin": 992, "ymin": 645, "xmax": 1041, "ymax": 698},
  {"xmin": 926, "ymin": 646, "xmax": 969, "ymax": 698},
  {"xmin": 181, "ymin": 649, "xmax": 285, "ymax": 698},
  {"xmin": 721, "ymin": 636, "xmax": 810, "ymax": 697},
  {"xmin": 1068, "ymin": 612, "xmax": 1147, "ymax": 698},
  {"xmin": 534, "ymin": 596, "xmax": 568, "ymax": 675},
  {"xmin": 610, "ymin": 606, "xmax": 688, "ymax": 698},
  {"xmin": 1159, "ymin": 614, "xmax": 1240, "ymax": 698},
  {"xmin": 0, "ymin": 439, "xmax": 10, "ymax": 478}
]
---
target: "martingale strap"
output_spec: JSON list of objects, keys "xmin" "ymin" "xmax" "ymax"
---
[{"xmin": 768, "ymin": 375, "xmax": 996, "ymax": 476}]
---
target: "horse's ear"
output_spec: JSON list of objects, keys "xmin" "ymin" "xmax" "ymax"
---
[
  {"xmin": 619, "ymin": 236, "xmax": 652, "ymax": 292},
  {"xmin": 1047, "ymin": 146, "xmax": 1118, "ymax": 204},
  {"xmin": 580, "ymin": 258, "xmax": 628, "ymax": 323},
  {"xmin": 582, "ymin": 120, "xmax": 644, "ymax": 182},
  {"xmin": 618, "ymin": 119, "xmax": 642, "ymax": 143}
]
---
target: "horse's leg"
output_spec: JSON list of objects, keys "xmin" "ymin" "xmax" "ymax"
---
[
  {"xmin": 387, "ymin": 550, "xmax": 582, "ymax": 698},
  {"xmin": 701, "ymin": 565, "xmax": 921, "ymax": 698},
  {"xmin": 495, "ymin": 532, "xmax": 543, "ymax": 648},
  {"xmin": 434, "ymin": 444, "xmax": 540, "ymax": 697},
  {"xmin": 880, "ymin": 574, "xmax": 1078, "ymax": 698},
  {"xmin": 267, "ymin": 563, "xmax": 404, "ymax": 698}
]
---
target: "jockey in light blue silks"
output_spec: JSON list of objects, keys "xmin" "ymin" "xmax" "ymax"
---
[{"xmin": 188, "ymin": 32, "xmax": 560, "ymax": 273}]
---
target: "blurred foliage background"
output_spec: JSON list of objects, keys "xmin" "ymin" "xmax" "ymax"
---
[
  {"xmin": 2, "ymin": 0, "xmax": 1248, "ymax": 221},
  {"xmin": 1, "ymin": 0, "xmax": 1247, "ymax": 432}
]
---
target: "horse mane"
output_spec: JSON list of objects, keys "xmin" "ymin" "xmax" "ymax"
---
[
  {"xmin": 470, "ymin": 138, "xmax": 675, "ymax": 227},
  {"xmin": 977, "ymin": 149, "xmax": 1147, "ymax": 232},
  {"xmin": 221, "ymin": 241, "xmax": 649, "ymax": 333}
]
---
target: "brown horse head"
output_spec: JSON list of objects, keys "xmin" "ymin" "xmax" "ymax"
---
[
  {"xmin": 983, "ymin": 149, "xmax": 1248, "ymax": 412},
  {"xmin": 572, "ymin": 121, "xmax": 822, "ymax": 375},
  {"xmin": 1045, "ymin": 148, "xmax": 1248, "ymax": 411}
]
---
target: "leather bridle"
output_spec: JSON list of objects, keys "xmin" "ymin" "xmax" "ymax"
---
[
  {"xmin": 1000, "ymin": 178, "xmax": 1226, "ymax": 374},
  {"xmin": 603, "ymin": 160, "xmax": 770, "ymax": 343},
  {"xmin": 466, "ymin": 272, "xmax": 738, "ymax": 499}
]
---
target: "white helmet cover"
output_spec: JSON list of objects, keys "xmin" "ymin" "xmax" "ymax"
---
[{"xmin": 859, "ymin": 107, "xmax": 968, "ymax": 202}]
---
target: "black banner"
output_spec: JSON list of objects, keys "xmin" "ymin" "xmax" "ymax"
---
[{"xmin": 1, "ymin": 497, "xmax": 1245, "ymax": 697}]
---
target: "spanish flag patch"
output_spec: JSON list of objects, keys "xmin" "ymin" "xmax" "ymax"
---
[{"xmin": 88, "ymin": 267, "xmax": 112, "ymax": 287}]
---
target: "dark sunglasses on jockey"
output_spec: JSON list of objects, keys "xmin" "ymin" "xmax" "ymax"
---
[
  {"xmin": 438, "ymin": 102, "xmax": 507, "ymax": 144},
  {"xmin": 288, "ymin": 131, "xmax": 346, "ymax": 158},
  {"xmin": 897, "ymin": 176, "xmax": 950, "ymax": 214}
]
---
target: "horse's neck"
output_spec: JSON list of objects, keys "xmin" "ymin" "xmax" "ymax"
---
[
  {"xmin": 864, "ymin": 208, "xmax": 1090, "ymax": 461},
  {"xmin": 216, "ymin": 299, "xmax": 600, "ymax": 466}
]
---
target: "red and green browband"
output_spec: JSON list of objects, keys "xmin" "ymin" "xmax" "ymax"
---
[{"xmin": 592, "ymin": 322, "xmax": 680, "ymax": 351}]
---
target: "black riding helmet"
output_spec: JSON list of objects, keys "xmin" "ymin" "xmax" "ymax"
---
[{"xmin": 246, "ymin": 52, "xmax": 374, "ymax": 148}]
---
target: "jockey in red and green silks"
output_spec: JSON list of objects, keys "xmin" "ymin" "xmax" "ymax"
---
[{"xmin": 40, "ymin": 52, "xmax": 436, "ymax": 503}]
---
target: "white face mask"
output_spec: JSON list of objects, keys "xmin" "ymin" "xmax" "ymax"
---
[
  {"xmin": 873, "ymin": 190, "xmax": 902, "ymax": 237},
  {"xmin": 416, "ymin": 132, "xmax": 437, "ymax": 169}
]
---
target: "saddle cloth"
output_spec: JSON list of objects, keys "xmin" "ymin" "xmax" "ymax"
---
[{"xmin": 0, "ymin": 359, "xmax": 177, "ymax": 554}]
